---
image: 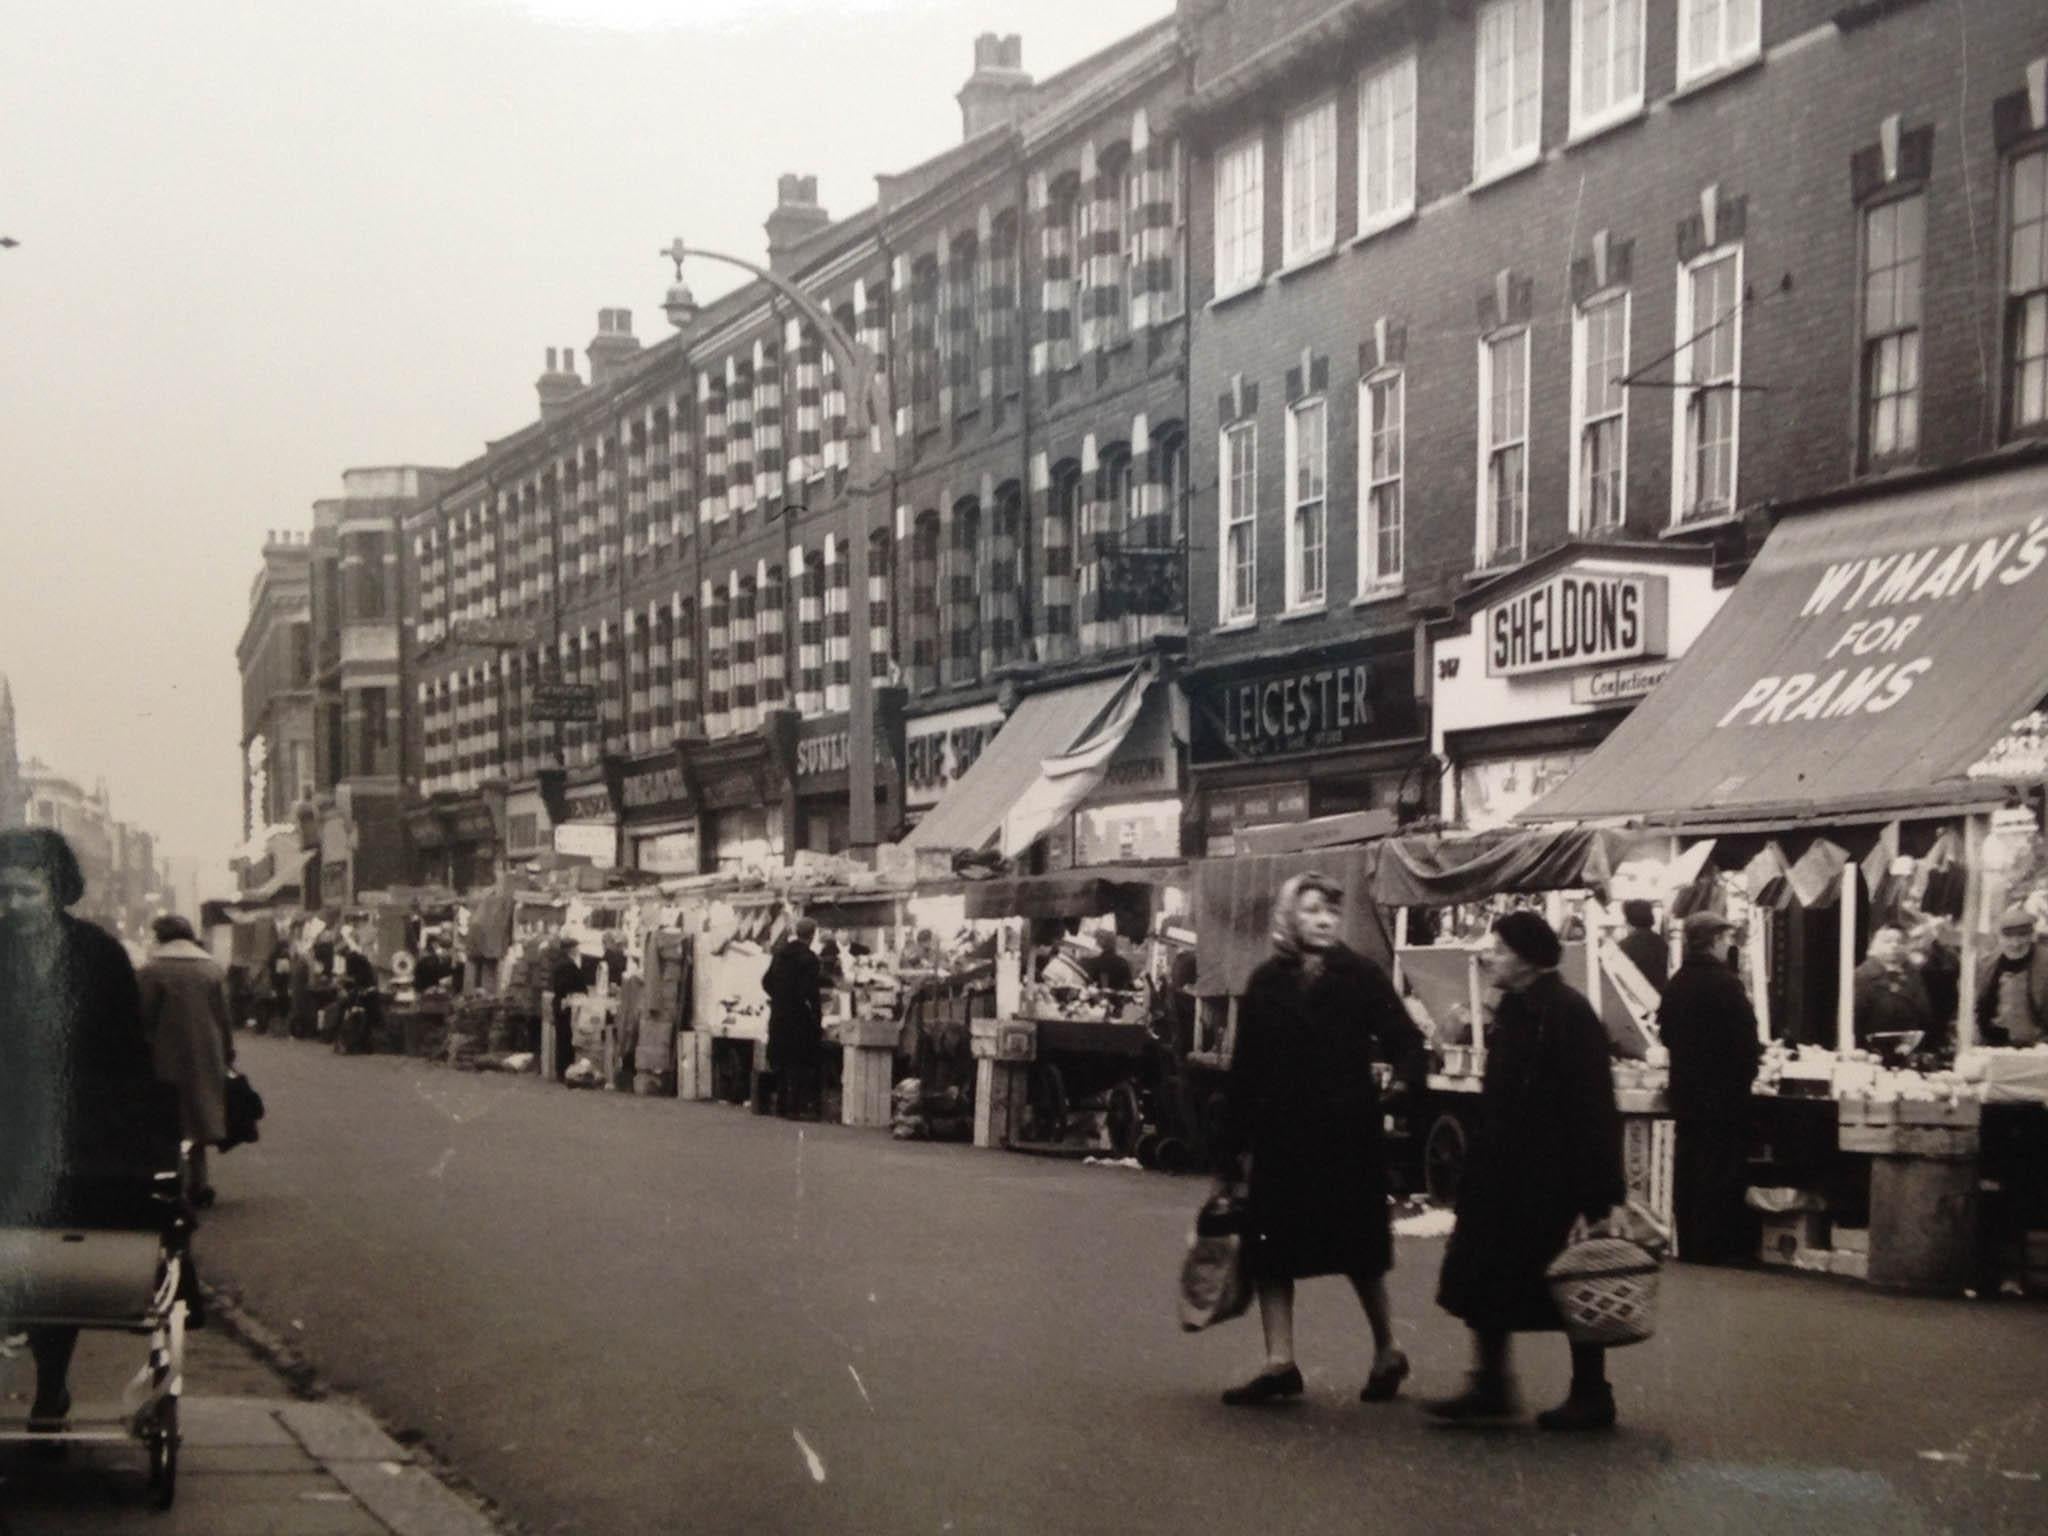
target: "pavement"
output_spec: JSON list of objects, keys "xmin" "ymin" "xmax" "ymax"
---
[
  {"xmin": 0, "ymin": 1309, "xmax": 502, "ymax": 1535},
  {"xmin": 182, "ymin": 1034, "xmax": 2048, "ymax": 1536}
]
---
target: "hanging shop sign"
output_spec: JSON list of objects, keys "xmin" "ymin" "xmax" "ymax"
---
[
  {"xmin": 795, "ymin": 716, "xmax": 890, "ymax": 796},
  {"xmin": 634, "ymin": 828, "xmax": 701, "ymax": 876},
  {"xmin": 621, "ymin": 759, "xmax": 693, "ymax": 818},
  {"xmin": 905, "ymin": 703, "xmax": 1005, "ymax": 808},
  {"xmin": 1485, "ymin": 571, "xmax": 1669, "ymax": 677},
  {"xmin": 1569, "ymin": 659, "xmax": 1678, "ymax": 708}
]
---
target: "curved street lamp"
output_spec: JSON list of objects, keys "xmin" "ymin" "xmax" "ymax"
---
[{"xmin": 660, "ymin": 237, "xmax": 898, "ymax": 850}]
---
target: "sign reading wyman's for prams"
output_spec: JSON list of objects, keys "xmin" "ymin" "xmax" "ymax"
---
[
  {"xmin": 1193, "ymin": 644, "xmax": 1417, "ymax": 763},
  {"xmin": 1714, "ymin": 521, "xmax": 2048, "ymax": 730},
  {"xmin": 1486, "ymin": 571, "xmax": 1669, "ymax": 677}
]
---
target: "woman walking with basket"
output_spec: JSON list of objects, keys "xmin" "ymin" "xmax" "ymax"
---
[
  {"xmin": 1430, "ymin": 911, "xmax": 1630, "ymax": 1432},
  {"xmin": 1212, "ymin": 873, "xmax": 1425, "ymax": 1407}
]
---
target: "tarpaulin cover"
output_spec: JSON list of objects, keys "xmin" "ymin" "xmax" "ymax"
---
[
  {"xmin": 466, "ymin": 892, "xmax": 515, "ymax": 959},
  {"xmin": 1236, "ymin": 808, "xmax": 1399, "ymax": 856},
  {"xmin": 961, "ymin": 865, "xmax": 1180, "ymax": 922},
  {"xmin": 904, "ymin": 671, "xmax": 1136, "ymax": 853},
  {"xmin": 1523, "ymin": 462, "xmax": 2048, "ymax": 826},
  {"xmin": 1193, "ymin": 847, "xmax": 1390, "ymax": 998},
  {"xmin": 1368, "ymin": 826, "xmax": 1640, "ymax": 908}
]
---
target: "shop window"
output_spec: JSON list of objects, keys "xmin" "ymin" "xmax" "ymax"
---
[
  {"xmin": 1571, "ymin": 0, "xmax": 1643, "ymax": 137},
  {"xmin": 1219, "ymin": 421, "xmax": 1257, "ymax": 621},
  {"xmin": 1677, "ymin": 0, "xmax": 1759, "ymax": 86},
  {"xmin": 1572, "ymin": 291, "xmax": 1630, "ymax": 531},
  {"xmin": 1283, "ymin": 98, "xmax": 1338, "ymax": 266},
  {"xmin": 1673, "ymin": 244, "xmax": 1743, "ymax": 522},
  {"xmin": 1359, "ymin": 370, "xmax": 1405, "ymax": 589},
  {"xmin": 1213, "ymin": 132, "xmax": 1265, "ymax": 298},
  {"xmin": 1284, "ymin": 399, "xmax": 1327, "ymax": 609},
  {"xmin": 1042, "ymin": 466, "xmax": 1080, "ymax": 659},
  {"xmin": 1358, "ymin": 54, "xmax": 1416, "ymax": 236},
  {"xmin": 2004, "ymin": 147, "xmax": 2048, "ymax": 439},
  {"xmin": 910, "ymin": 513, "xmax": 941, "ymax": 693},
  {"xmin": 1474, "ymin": 0, "xmax": 1542, "ymax": 182},
  {"xmin": 1479, "ymin": 328, "xmax": 1530, "ymax": 564},
  {"xmin": 1861, "ymin": 193, "xmax": 1924, "ymax": 467},
  {"xmin": 1153, "ymin": 430, "xmax": 1188, "ymax": 546}
]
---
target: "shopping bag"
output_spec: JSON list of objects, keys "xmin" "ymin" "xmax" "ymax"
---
[
  {"xmin": 1178, "ymin": 1187, "xmax": 1252, "ymax": 1333},
  {"xmin": 1546, "ymin": 1202, "xmax": 1665, "ymax": 1348},
  {"xmin": 221, "ymin": 1070, "xmax": 265, "ymax": 1151}
]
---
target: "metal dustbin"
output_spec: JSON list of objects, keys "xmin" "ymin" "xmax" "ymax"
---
[{"xmin": 1841, "ymin": 1099, "xmax": 1980, "ymax": 1294}]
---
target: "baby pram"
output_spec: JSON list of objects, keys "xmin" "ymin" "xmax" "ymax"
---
[{"xmin": 0, "ymin": 1080, "xmax": 192, "ymax": 1509}]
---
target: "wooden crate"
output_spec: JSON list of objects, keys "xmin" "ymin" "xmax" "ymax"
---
[
  {"xmin": 973, "ymin": 1058, "xmax": 1028, "ymax": 1149},
  {"xmin": 841, "ymin": 1044, "xmax": 894, "ymax": 1129}
]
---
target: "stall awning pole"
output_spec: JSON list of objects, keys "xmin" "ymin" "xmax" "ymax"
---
[
  {"xmin": 1959, "ymin": 812, "xmax": 1985, "ymax": 1051},
  {"xmin": 1584, "ymin": 897, "xmax": 1606, "ymax": 1020},
  {"xmin": 1836, "ymin": 862, "xmax": 1859, "ymax": 1055},
  {"xmin": 1392, "ymin": 907, "xmax": 1409, "ymax": 993},
  {"xmin": 1749, "ymin": 917, "xmax": 1772, "ymax": 1045},
  {"xmin": 1468, "ymin": 951, "xmax": 1486, "ymax": 1077}
]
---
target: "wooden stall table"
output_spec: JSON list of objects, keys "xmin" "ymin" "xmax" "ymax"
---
[
  {"xmin": 970, "ymin": 1019, "xmax": 1037, "ymax": 1149},
  {"xmin": 830, "ymin": 1016, "xmax": 900, "ymax": 1129}
]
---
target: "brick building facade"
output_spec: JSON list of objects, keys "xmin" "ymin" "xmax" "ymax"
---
[{"xmin": 1178, "ymin": 0, "xmax": 2048, "ymax": 846}]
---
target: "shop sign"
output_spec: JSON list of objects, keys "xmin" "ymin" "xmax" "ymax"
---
[
  {"xmin": 906, "ymin": 703, "xmax": 1005, "ymax": 808},
  {"xmin": 1205, "ymin": 783, "xmax": 1311, "ymax": 833},
  {"xmin": 1194, "ymin": 649, "xmax": 1412, "ymax": 764},
  {"xmin": 1486, "ymin": 571, "xmax": 1669, "ymax": 677},
  {"xmin": 1569, "ymin": 659, "xmax": 1677, "ymax": 707},
  {"xmin": 700, "ymin": 764, "xmax": 762, "ymax": 811},
  {"xmin": 621, "ymin": 761, "xmax": 692, "ymax": 815},
  {"xmin": 562, "ymin": 787, "xmax": 613, "ymax": 824},
  {"xmin": 553, "ymin": 822, "xmax": 617, "ymax": 866},
  {"xmin": 1075, "ymin": 799, "xmax": 1182, "ymax": 865},
  {"xmin": 635, "ymin": 829, "xmax": 701, "ymax": 876},
  {"xmin": 795, "ymin": 717, "xmax": 889, "ymax": 792},
  {"xmin": 529, "ymin": 682, "xmax": 600, "ymax": 723},
  {"xmin": 449, "ymin": 806, "xmax": 496, "ymax": 843}
]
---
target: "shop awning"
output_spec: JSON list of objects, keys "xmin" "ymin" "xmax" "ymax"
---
[
  {"xmin": 903, "ymin": 664, "xmax": 1152, "ymax": 855},
  {"xmin": 1523, "ymin": 461, "xmax": 2048, "ymax": 829},
  {"xmin": 961, "ymin": 862, "xmax": 1183, "ymax": 921}
]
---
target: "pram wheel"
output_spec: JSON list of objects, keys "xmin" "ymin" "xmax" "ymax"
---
[{"xmin": 147, "ymin": 1397, "xmax": 178, "ymax": 1509}]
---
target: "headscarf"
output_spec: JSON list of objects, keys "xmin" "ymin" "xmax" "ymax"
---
[
  {"xmin": 0, "ymin": 827, "xmax": 85, "ymax": 910},
  {"xmin": 1269, "ymin": 872, "xmax": 1343, "ymax": 961}
]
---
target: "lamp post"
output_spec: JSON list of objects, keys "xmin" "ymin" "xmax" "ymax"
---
[{"xmin": 659, "ymin": 239, "xmax": 897, "ymax": 851}]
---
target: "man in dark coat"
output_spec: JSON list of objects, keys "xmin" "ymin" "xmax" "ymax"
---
[
  {"xmin": 1853, "ymin": 924, "xmax": 1934, "ymax": 1051},
  {"xmin": 549, "ymin": 937, "xmax": 590, "ymax": 1083},
  {"xmin": 1658, "ymin": 911, "xmax": 1761, "ymax": 1265},
  {"xmin": 1432, "ymin": 910, "xmax": 1626, "ymax": 1432},
  {"xmin": 1616, "ymin": 900, "xmax": 1668, "ymax": 994},
  {"xmin": 763, "ymin": 918, "xmax": 823, "ymax": 1118},
  {"xmin": 1975, "ymin": 905, "xmax": 2048, "ymax": 1046}
]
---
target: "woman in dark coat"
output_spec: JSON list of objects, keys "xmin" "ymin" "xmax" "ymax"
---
[
  {"xmin": 1431, "ymin": 911, "xmax": 1627, "ymax": 1432},
  {"xmin": 0, "ymin": 828, "xmax": 164, "ymax": 1431},
  {"xmin": 1214, "ymin": 873, "xmax": 1425, "ymax": 1407},
  {"xmin": 138, "ymin": 915, "xmax": 237, "ymax": 1208}
]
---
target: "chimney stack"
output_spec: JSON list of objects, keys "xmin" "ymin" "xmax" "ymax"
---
[
  {"xmin": 536, "ymin": 346, "xmax": 585, "ymax": 421},
  {"xmin": 586, "ymin": 308, "xmax": 642, "ymax": 388},
  {"xmin": 764, "ymin": 174, "xmax": 831, "ymax": 276},
  {"xmin": 956, "ymin": 34, "xmax": 1031, "ymax": 141}
]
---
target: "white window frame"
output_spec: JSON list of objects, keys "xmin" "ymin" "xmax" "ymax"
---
[
  {"xmin": 1358, "ymin": 368, "xmax": 1405, "ymax": 593},
  {"xmin": 1670, "ymin": 242, "xmax": 1745, "ymax": 525},
  {"xmin": 1570, "ymin": 0, "xmax": 1645, "ymax": 138},
  {"xmin": 1219, "ymin": 421, "xmax": 1258, "ymax": 622},
  {"xmin": 1282, "ymin": 98, "xmax": 1339, "ymax": 266},
  {"xmin": 1213, "ymin": 133, "xmax": 1265, "ymax": 299},
  {"xmin": 1570, "ymin": 290, "xmax": 1631, "ymax": 533},
  {"xmin": 1284, "ymin": 397, "xmax": 1328, "ymax": 611},
  {"xmin": 2007, "ymin": 147, "xmax": 2048, "ymax": 439},
  {"xmin": 1861, "ymin": 192, "xmax": 1925, "ymax": 467},
  {"xmin": 1677, "ymin": 0, "xmax": 1761, "ymax": 86},
  {"xmin": 1473, "ymin": 0, "xmax": 1544, "ymax": 183},
  {"xmin": 1358, "ymin": 54, "xmax": 1418, "ymax": 237},
  {"xmin": 1476, "ymin": 327, "xmax": 1532, "ymax": 567}
]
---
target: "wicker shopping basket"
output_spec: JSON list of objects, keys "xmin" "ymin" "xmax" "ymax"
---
[{"xmin": 1545, "ymin": 1235, "xmax": 1661, "ymax": 1348}]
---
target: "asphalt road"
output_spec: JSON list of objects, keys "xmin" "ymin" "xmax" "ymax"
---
[{"xmin": 198, "ymin": 1036, "xmax": 2048, "ymax": 1536}]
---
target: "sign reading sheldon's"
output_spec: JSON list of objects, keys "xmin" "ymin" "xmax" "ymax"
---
[{"xmin": 1486, "ymin": 571, "xmax": 1668, "ymax": 677}]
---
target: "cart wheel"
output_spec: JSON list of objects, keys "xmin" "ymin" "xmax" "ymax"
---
[
  {"xmin": 148, "ymin": 1398, "xmax": 179, "ymax": 1510},
  {"xmin": 1424, "ymin": 1114, "xmax": 1468, "ymax": 1207},
  {"xmin": 1135, "ymin": 1131, "xmax": 1161, "ymax": 1169},
  {"xmin": 1153, "ymin": 1137, "xmax": 1190, "ymax": 1174},
  {"xmin": 1106, "ymin": 1082, "xmax": 1143, "ymax": 1159}
]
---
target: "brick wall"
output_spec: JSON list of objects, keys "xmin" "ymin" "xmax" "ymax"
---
[{"xmin": 1185, "ymin": 0, "xmax": 2046, "ymax": 671}]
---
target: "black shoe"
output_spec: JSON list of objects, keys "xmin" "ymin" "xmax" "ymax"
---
[
  {"xmin": 1360, "ymin": 1350, "xmax": 1411, "ymax": 1403},
  {"xmin": 1424, "ymin": 1375, "xmax": 1519, "ymax": 1422},
  {"xmin": 1536, "ymin": 1386, "xmax": 1617, "ymax": 1432},
  {"xmin": 1221, "ymin": 1365, "xmax": 1304, "ymax": 1406},
  {"xmin": 27, "ymin": 1390, "xmax": 71, "ymax": 1433}
]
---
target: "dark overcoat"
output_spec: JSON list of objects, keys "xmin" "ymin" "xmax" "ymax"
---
[
  {"xmin": 138, "ymin": 939, "xmax": 236, "ymax": 1145},
  {"xmin": 762, "ymin": 939, "xmax": 822, "ymax": 1070},
  {"xmin": 1220, "ymin": 945, "xmax": 1423, "ymax": 1282},
  {"xmin": 1658, "ymin": 957, "xmax": 1761, "ymax": 1122},
  {"xmin": 1437, "ymin": 971, "xmax": 1625, "ymax": 1332},
  {"xmin": 0, "ymin": 914, "xmax": 160, "ymax": 1224}
]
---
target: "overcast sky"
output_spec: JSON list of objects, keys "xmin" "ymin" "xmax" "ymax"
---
[{"xmin": 0, "ymin": 0, "xmax": 1168, "ymax": 892}]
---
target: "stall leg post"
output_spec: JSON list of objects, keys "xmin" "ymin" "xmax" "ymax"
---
[
  {"xmin": 1468, "ymin": 951, "xmax": 1486, "ymax": 1077},
  {"xmin": 540, "ymin": 991, "xmax": 557, "ymax": 1083},
  {"xmin": 1837, "ymin": 862, "xmax": 1859, "ymax": 1056},
  {"xmin": 1959, "ymin": 813, "xmax": 1985, "ymax": 1051}
]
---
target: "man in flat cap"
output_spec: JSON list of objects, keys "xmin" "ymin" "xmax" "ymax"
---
[
  {"xmin": 1976, "ymin": 904, "xmax": 2048, "ymax": 1047},
  {"xmin": 1658, "ymin": 911, "xmax": 1762, "ymax": 1266}
]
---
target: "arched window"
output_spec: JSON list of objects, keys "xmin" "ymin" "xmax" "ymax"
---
[
  {"xmin": 674, "ymin": 599, "xmax": 698, "ymax": 732},
  {"xmin": 910, "ymin": 255, "xmax": 941, "ymax": 433},
  {"xmin": 825, "ymin": 539, "xmax": 852, "ymax": 712},
  {"xmin": 796, "ymin": 548, "xmax": 826, "ymax": 716},
  {"xmin": 1082, "ymin": 445, "xmax": 1131, "ymax": 654},
  {"xmin": 1042, "ymin": 175, "xmax": 1081, "ymax": 375},
  {"xmin": 990, "ymin": 482, "xmax": 1024, "ymax": 668},
  {"xmin": 910, "ymin": 513, "xmax": 941, "ymax": 693},
  {"xmin": 651, "ymin": 606, "xmax": 674, "ymax": 737},
  {"xmin": 733, "ymin": 575, "xmax": 759, "ymax": 734},
  {"xmin": 1085, "ymin": 145, "xmax": 1131, "ymax": 352},
  {"xmin": 1041, "ymin": 465, "xmax": 1079, "ymax": 662},
  {"xmin": 629, "ymin": 613, "xmax": 652, "ymax": 752},
  {"xmin": 987, "ymin": 211, "xmax": 1020, "ymax": 399},
  {"xmin": 705, "ymin": 586, "xmax": 732, "ymax": 738},
  {"xmin": 760, "ymin": 564, "xmax": 788, "ymax": 709},
  {"xmin": 946, "ymin": 498, "xmax": 982, "ymax": 687},
  {"xmin": 945, "ymin": 231, "xmax": 980, "ymax": 416},
  {"xmin": 828, "ymin": 303, "xmax": 857, "ymax": 472},
  {"xmin": 867, "ymin": 528, "xmax": 893, "ymax": 682}
]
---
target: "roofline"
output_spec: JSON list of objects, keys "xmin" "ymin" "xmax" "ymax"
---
[
  {"xmin": 1761, "ymin": 440, "xmax": 2048, "ymax": 523},
  {"xmin": 1428, "ymin": 540, "xmax": 1718, "ymax": 632}
]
